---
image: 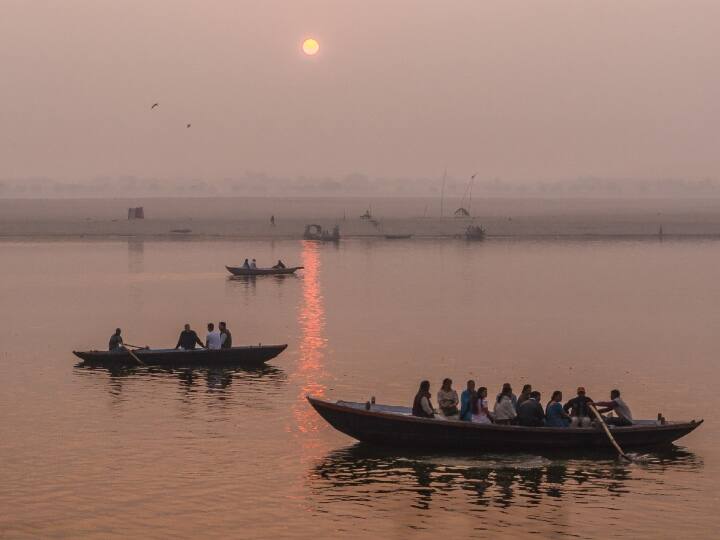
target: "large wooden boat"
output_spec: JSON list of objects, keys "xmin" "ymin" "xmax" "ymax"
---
[
  {"xmin": 307, "ymin": 397, "xmax": 703, "ymax": 451},
  {"xmin": 74, "ymin": 344, "xmax": 288, "ymax": 367},
  {"xmin": 226, "ymin": 265, "xmax": 303, "ymax": 276}
]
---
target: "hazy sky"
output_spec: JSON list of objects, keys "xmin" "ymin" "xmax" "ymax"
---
[{"xmin": 1, "ymin": 0, "xmax": 718, "ymax": 182}]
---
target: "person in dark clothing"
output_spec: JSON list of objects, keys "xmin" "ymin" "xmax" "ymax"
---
[
  {"xmin": 516, "ymin": 384, "xmax": 533, "ymax": 410},
  {"xmin": 175, "ymin": 324, "xmax": 204, "ymax": 350},
  {"xmin": 219, "ymin": 321, "xmax": 232, "ymax": 349},
  {"xmin": 563, "ymin": 387, "xmax": 594, "ymax": 427},
  {"xmin": 109, "ymin": 328, "xmax": 123, "ymax": 351},
  {"xmin": 272, "ymin": 260, "xmax": 286, "ymax": 269},
  {"xmin": 517, "ymin": 391, "xmax": 545, "ymax": 427},
  {"xmin": 412, "ymin": 380, "xmax": 435, "ymax": 418}
]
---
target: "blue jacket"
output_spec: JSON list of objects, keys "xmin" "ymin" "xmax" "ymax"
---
[{"xmin": 460, "ymin": 390, "xmax": 474, "ymax": 421}]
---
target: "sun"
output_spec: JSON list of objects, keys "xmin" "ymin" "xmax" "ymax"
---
[{"xmin": 302, "ymin": 38, "xmax": 320, "ymax": 56}]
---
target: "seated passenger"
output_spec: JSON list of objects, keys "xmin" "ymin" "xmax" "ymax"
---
[
  {"xmin": 437, "ymin": 378, "xmax": 460, "ymax": 417},
  {"xmin": 459, "ymin": 380, "xmax": 476, "ymax": 421},
  {"xmin": 595, "ymin": 389, "xmax": 633, "ymax": 426},
  {"xmin": 250, "ymin": 258, "xmax": 258, "ymax": 269},
  {"xmin": 564, "ymin": 387, "xmax": 594, "ymax": 427},
  {"xmin": 516, "ymin": 384, "xmax": 533, "ymax": 410},
  {"xmin": 242, "ymin": 258, "xmax": 250, "ymax": 268},
  {"xmin": 108, "ymin": 328, "xmax": 123, "ymax": 352},
  {"xmin": 517, "ymin": 391, "xmax": 545, "ymax": 427},
  {"xmin": 175, "ymin": 324, "xmax": 203, "ymax": 350},
  {"xmin": 493, "ymin": 387, "xmax": 517, "ymax": 425},
  {"xmin": 412, "ymin": 380, "xmax": 435, "ymax": 418},
  {"xmin": 545, "ymin": 390, "xmax": 571, "ymax": 427},
  {"xmin": 472, "ymin": 387, "xmax": 492, "ymax": 424},
  {"xmin": 496, "ymin": 383, "xmax": 518, "ymax": 410}
]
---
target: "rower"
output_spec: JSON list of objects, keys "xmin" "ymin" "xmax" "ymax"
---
[
  {"xmin": 175, "ymin": 324, "xmax": 204, "ymax": 350},
  {"xmin": 272, "ymin": 260, "xmax": 286, "ymax": 269},
  {"xmin": 109, "ymin": 328, "xmax": 123, "ymax": 351},
  {"xmin": 219, "ymin": 321, "xmax": 232, "ymax": 349},
  {"xmin": 205, "ymin": 323, "xmax": 222, "ymax": 350},
  {"xmin": 595, "ymin": 389, "xmax": 634, "ymax": 426}
]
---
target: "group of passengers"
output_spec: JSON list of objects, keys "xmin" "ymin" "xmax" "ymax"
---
[
  {"xmin": 241, "ymin": 258, "xmax": 286, "ymax": 269},
  {"xmin": 176, "ymin": 322, "xmax": 232, "ymax": 350},
  {"xmin": 413, "ymin": 379, "xmax": 633, "ymax": 427},
  {"xmin": 109, "ymin": 323, "xmax": 234, "ymax": 352}
]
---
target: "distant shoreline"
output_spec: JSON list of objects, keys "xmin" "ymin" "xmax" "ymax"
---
[{"xmin": 3, "ymin": 196, "xmax": 720, "ymax": 239}]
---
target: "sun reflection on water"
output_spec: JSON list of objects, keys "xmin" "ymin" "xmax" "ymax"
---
[{"xmin": 292, "ymin": 241, "xmax": 328, "ymax": 435}]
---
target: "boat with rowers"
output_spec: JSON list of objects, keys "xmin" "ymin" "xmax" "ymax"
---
[
  {"xmin": 226, "ymin": 265, "xmax": 303, "ymax": 276},
  {"xmin": 307, "ymin": 396, "xmax": 702, "ymax": 451},
  {"xmin": 74, "ymin": 344, "xmax": 288, "ymax": 368}
]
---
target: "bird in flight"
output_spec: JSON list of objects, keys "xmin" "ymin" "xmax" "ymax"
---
[
  {"xmin": 151, "ymin": 103, "xmax": 159, "ymax": 109},
  {"xmin": 186, "ymin": 123, "xmax": 191, "ymax": 128}
]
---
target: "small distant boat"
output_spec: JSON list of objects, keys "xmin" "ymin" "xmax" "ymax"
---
[
  {"xmin": 465, "ymin": 224, "xmax": 486, "ymax": 241},
  {"xmin": 226, "ymin": 266, "xmax": 303, "ymax": 276},
  {"xmin": 307, "ymin": 397, "xmax": 703, "ymax": 451},
  {"xmin": 304, "ymin": 224, "xmax": 340, "ymax": 242},
  {"xmin": 384, "ymin": 234, "xmax": 413, "ymax": 240},
  {"xmin": 74, "ymin": 344, "xmax": 288, "ymax": 368}
]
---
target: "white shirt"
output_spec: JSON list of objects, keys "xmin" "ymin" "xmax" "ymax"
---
[
  {"xmin": 206, "ymin": 330, "xmax": 222, "ymax": 350},
  {"xmin": 472, "ymin": 397, "xmax": 492, "ymax": 424},
  {"xmin": 613, "ymin": 397, "xmax": 633, "ymax": 423},
  {"xmin": 494, "ymin": 395, "xmax": 517, "ymax": 421},
  {"xmin": 250, "ymin": 260, "xmax": 257, "ymax": 268}
]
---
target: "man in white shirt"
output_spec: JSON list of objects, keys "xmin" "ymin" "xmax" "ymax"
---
[
  {"xmin": 205, "ymin": 322, "xmax": 222, "ymax": 350},
  {"xmin": 250, "ymin": 258, "xmax": 257, "ymax": 269}
]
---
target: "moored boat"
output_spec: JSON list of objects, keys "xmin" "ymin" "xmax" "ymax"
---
[
  {"xmin": 74, "ymin": 344, "xmax": 288, "ymax": 367},
  {"xmin": 307, "ymin": 397, "xmax": 703, "ymax": 451},
  {"xmin": 226, "ymin": 266, "xmax": 303, "ymax": 276}
]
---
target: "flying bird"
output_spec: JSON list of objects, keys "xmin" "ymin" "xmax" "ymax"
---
[
  {"xmin": 471, "ymin": 173, "xmax": 477, "ymax": 180},
  {"xmin": 186, "ymin": 123, "xmax": 191, "ymax": 128},
  {"xmin": 151, "ymin": 103, "xmax": 159, "ymax": 109}
]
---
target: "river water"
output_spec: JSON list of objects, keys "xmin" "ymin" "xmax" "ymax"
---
[{"xmin": 0, "ymin": 238, "xmax": 717, "ymax": 539}]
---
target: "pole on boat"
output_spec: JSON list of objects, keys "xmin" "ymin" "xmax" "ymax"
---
[
  {"xmin": 123, "ymin": 346, "xmax": 145, "ymax": 366},
  {"xmin": 589, "ymin": 402, "xmax": 631, "ymax": 462}
]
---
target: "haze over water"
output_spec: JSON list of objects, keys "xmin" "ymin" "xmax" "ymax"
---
[{"xmin": 0, "ymin": 237, "xmax": 716, "ymax": 539}]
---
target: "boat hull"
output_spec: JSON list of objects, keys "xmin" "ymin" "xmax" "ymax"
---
[
  {"xmin": 226, "ymin": 266, "xmax": 302, "ymax": 276},
  {"xmin": 74, "ymin": 344, "xmax": 288, "ymax": 367},
  {"xmin": 307, "ymin": 397, "xmax": 702, "ymax": 451}
]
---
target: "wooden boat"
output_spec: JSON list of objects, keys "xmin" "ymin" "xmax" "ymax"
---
[
  {"xmin": 307, "ymin": 397, "xmax": 703, "ymax": 451},
  {"xmin": 465, "ymin": 224, "xmax": 486, "ymax": 241},
  {"xmin": 74, "ymin": 344, "xmax": 288, "ymax": 367},
  {"xmin": 225, "ymin": 266, "xmax": 303, "ymax": 276},
  {"xmin": 384, "ymin": 234, "xmax": 413, "ymax": 240}
]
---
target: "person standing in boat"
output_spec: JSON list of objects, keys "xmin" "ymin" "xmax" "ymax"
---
[
  {"xmin": 437, "ymin": 378, "xmax": 460, "ymax": 417},
  {"xmin": 595, "ymin": 389, "xmax": 633, "ymax": 426},
  {"xmin": 205, "ymin": 323, "xmax": 222, "ymax": 350},
  {"xmin": 175, "ymin": 324, "xmax": 204, "ymax": 350},
  {"xmin": 563, "ymin": 387, "xmax": 594, "ymax": 427},
  {"xmin": 545, "ymin": 391, "xmax": 571, "ymax": 427},
  {"xmin": 517, "ymin": 391, "xmax": 545, "ymax": 427},
  {"xmin": 412, "ymin": 380, "xmax": 435, "ymax": 418},
  {"xmin": 250, "ymin": 259, "xmax": 258, "ymax": 269},
  {"xmin": 219, "ymin": 321, "xmax": 232, "ymax": 349},
  {"xmin": 242, "ymin": 258, "xmax": 251, "ymax": 269},
  {"xmin": 459, "ymin": 380, "xmax": 476, "ymax": 421},
  {"xmin": 109, "ymin": 328, "xmax": 123, "ymax": 351}
]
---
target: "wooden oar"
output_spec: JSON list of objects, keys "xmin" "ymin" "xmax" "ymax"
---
[
  {"xmin": 123, "ymin": 345, "xmax": 145, "ymax": 366},
  {"xmin": 589, "ymin": 402, "xmax": 631, "ymax": 461}
]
